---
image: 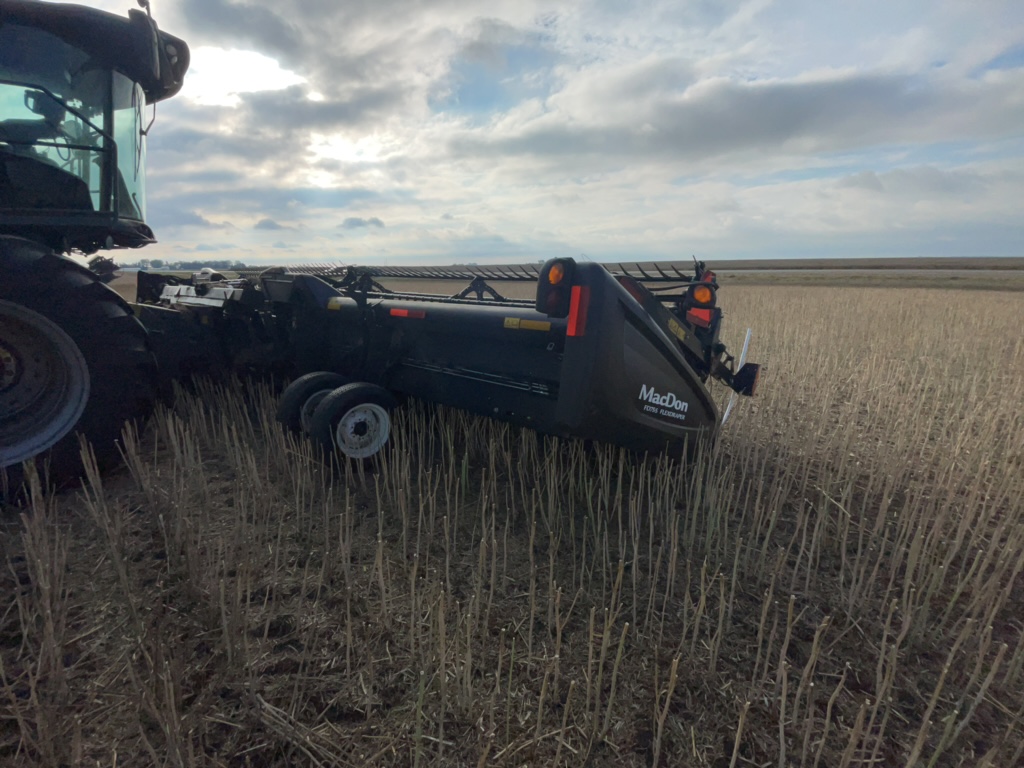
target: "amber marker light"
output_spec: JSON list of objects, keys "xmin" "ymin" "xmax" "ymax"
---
[
  {"xmin": 548, "ymin": 262, "xmax": 566, "ymax": 285},
  {"xmin": 535, "ymin": 257, "xmax": 576, "ymax": 317},
  {"xmin": 691, "ymin": 284, "xmax": 714, "ymax": 305}
]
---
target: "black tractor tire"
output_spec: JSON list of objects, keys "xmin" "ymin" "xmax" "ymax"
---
[
  {"xmin": 276, "ymin": 371, "xmax": 350, "ymax": 434},
  {"xmin": 309, "ymin": 382, "xmax": 397, "ymax": 461},
  {"xmin": 1, "ymin": 236, "xmax": 156, "ymax": 500}
]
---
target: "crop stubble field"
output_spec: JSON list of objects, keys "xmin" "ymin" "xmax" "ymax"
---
[{"xmin": 1, "ymin": 284, "xmax": 1023, "ymax": 766}]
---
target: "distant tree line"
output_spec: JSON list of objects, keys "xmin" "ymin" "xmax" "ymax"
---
[{"xmin": 119, "ymin": 259, "xmax": 248, "ymax": 270}]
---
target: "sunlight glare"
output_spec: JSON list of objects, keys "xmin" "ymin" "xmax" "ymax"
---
[{"xmin": 183, "ymin": 47, "xmax": 307, "ymax": 107}]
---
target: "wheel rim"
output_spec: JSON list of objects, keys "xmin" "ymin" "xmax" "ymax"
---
[
  {"xmin": 333, "ymin": 403, "xmax": 390, "ymax": 458},
  {"xmin": 0, "ymin": 300, "xmax": 91, "ymax": 468},
  {"xmin": 300, "ymin": 389, "xmax": 334, "ymax": 434}
]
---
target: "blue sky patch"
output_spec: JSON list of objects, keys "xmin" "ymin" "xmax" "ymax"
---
[
  {"xmin": 978, "ymin": 44, "xmax": 1024, "ymax": 73},
  {"xmin": 434, "ymin": 39, "xmax": 557, "ymax": 116}
]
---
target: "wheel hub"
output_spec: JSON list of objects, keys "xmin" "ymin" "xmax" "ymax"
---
[{"xmin": 334, "ymin": 403, "xmax": 390, "ymax": 458}]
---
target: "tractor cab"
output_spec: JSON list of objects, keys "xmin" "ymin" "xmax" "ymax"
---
[{"xmin": 0, "ymin": 0, "xmax": 189, "ymax": 253}]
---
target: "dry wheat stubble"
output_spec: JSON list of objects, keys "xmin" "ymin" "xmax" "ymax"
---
[{"xmin": 0, "ymin": 286, "xmax": 1022, "ymax": 767}]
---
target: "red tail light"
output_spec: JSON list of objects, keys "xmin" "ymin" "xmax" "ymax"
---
[
  {"xmin": 616, "ymin": 275, "xmax": 647, "ymax": 304},
  {"xmin": 567, "ymin": 285, "xmax": 590, "ymax": 337},
  {"xmin": 686, "ymin": 307, "xmax": 712, "ymax": 328},
  {"xmin": 390, "ymin": 308, "xmax": 426, "ymax": 319}
]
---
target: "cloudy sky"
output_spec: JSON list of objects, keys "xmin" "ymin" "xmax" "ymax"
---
[{"xmin": 87, "ymin": 0, "xmax": 1024, "ymax": 264}]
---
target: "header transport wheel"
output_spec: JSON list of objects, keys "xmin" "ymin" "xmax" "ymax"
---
[
  {"xmin": 0, "ymin": 237, "xmax": 157, "ymax": 500},
  {"xmin": 309, "ymin": 382, "xmax": 397, "ymax": 461},
  {"xmin": 276, "ymin": 371, "xmax": 350, "ymax": 434}
]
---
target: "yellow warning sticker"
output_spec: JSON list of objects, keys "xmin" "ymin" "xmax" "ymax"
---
[
  {"xmin": 327, "ymin": 297, "xmax": 345, "ymax": 310},
  {"xmin": 520, "ymin": 319, "xmax": 551, "ymax": 331},
  {"xmin": 504, "ymin": 317, "xmax": 551, "ymax": 332},
  {"xmin": 667, "ymin": 317, "xmax": 686, "ymax": 342}
]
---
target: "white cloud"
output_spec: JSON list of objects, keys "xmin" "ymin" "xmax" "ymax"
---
[{"xmin": 59, "ymin": 0, "xmax": 1023, "ymax": 263}]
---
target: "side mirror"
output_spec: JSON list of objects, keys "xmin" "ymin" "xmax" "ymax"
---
[
  {"xmin": 24, "ymin": 90, "xmax": 65, "ymax": 125},
  {"xmin": 128, "ymin": 9, "xmax": 162, "ymax": 84}
]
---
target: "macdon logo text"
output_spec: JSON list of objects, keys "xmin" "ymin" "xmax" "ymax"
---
[{"xmin": 638, "ymin": 384, "xmax": 688, "ymax": 421}]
